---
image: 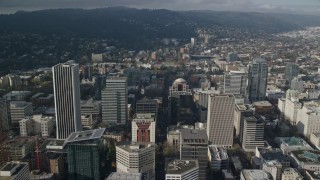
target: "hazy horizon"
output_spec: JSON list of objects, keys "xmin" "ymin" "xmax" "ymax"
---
[{"xmin": 0, "ymin": 0, "xmax": 320, "ymax": 15}]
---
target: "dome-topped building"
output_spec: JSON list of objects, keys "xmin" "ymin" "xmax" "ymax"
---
[
  {"xmin": 173, "ymin": 78, "xmax": 187, "ymax": 85},
  {"xmin": 169, "ymin": 78, "xmax": 191, "ymax": 98}
]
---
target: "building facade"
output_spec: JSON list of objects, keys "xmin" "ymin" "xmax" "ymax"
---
[
  {"xmin": 132, "ymin": 113, "xmax": 156, "ymax": 143},
  {"xmin": 248, "ymin": 58, "xmax": 268, "ymax": 102},
  {"xmin": 207, "ymin": 94, "xmax": 234, "ymax": 147},
  {"xmin": 223, "ymin": 71, "xmax": 247, "ymax": 96},
  {"xmin": 102, "ymin": 78, "xmax": 128, "ymax": 124},
  {"xmin": 116, "ymin": 142, "xmax": 155, "ymax": 180},
  {"xmin": 65, "ymin": 129, "xmax": 106, "ymax": 180},
  {"xmin": 180, "ymin": 129, "xmax": 208, "ymax": 180},
  {"xmin": 240, "ymin": 116, "xmax": 264, "ymax": 152},
  {"xmin": 52, "ymin": 60, "xmax": 82, "ymax": 139},
  {"xmin": 9, "ymin": 101, "xmax": 33, "ymax": 125}
]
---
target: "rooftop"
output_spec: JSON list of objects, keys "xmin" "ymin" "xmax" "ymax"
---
[
  {"xmin": 276, "ymin": 137, "xmax": 312, "ymax": 148},
  {"xmin": 180, "ymin": 129, "xmax": 208, "ymax": 144},
  {"xmin": 306, "ymin": 170, "xmax": 320, "ymax": 179},
  {"xmin": 174, "ymin": 78, "xmax": 187, "ymax": 84},
  {"xmin": 253, "ymin": 101, "xmax": 272, "ymax": 107},
  {"xmin": 259, "ymin": 148, "xmax": 290, "ymax": 163},
  {"xmin": 241, "ymin": 170, "xmax": 271, "ymax": 180},
  {"xmin": 166, "ymin": 160, "xmax": 198, "ymax": 175},
  {"xmin": 10, "ymin": 101, "xmax": 31, "ymax": 108},
  {"xmin": 0, "ymin": 162, "xmax": 28, "ymax": 177},
  {"xmin": 39, "ymin": 139, "xmax": 66, "ymax": 151},
  {"xmin": 209, "ymin": 145, "xmax": 228, "ymax": 160},
  {"xmin": 132, "ymin": 113, "xmax": 156, "ymax": 122},
  {"xmin": 117, "ymin": 142, "xmax": 155, "ymax": 153},
  {"xmin": 291, "ymin": 150, "xmax": 320, "ymax": 163},
  {"xmin": 107, "ymin": 172, "xmax": 142, "ymax": 180},
  {"xmin": 64, "ymin": 128, "xmax": 105, "ymax": 144}
]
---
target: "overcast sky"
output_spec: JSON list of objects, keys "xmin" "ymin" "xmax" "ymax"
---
[{"xmin": 0, "ymin": 0, "xmax": 320, "ymax": 15}]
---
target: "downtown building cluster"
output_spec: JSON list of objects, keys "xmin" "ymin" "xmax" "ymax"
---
[{"xmin": 2, "ymin": 26, "xmax": 320, "ymax": 180}]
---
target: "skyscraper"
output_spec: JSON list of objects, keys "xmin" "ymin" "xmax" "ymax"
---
[
  {"xmin": 102, "ymin": 77, "xmax": 128, "ymax": 124},
  {"xmin": 180, "ymin": 129, "xmax": 208, "ymax": 180},
  {"xmin": 52, "ymin": 60, "xmax": 82, "ymax": 139},
  {"xmin": 223, "ymin": 71, "xmax": 248, "ymax": 96},
  {"xmin": 285, "ymin": 63, "xmax": 299, "ymax": 85},
  {"xmin": 207, "ymin": 94, "xmax": 235, "ymax": 147},
  {"xmin": 248, "ymin": 58, "xmax": 268, "ymax": 102},
  {"xmin": 65, "ymin": 128, "xmax": 106, "ymax": 180}
]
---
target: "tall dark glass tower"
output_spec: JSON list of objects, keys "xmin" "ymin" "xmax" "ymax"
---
[{"xmin": 65, "ymin": 129, "xmax": 106, "ymax": 180}]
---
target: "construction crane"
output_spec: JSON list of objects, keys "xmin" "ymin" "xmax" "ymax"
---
[{"xmin": 34, "ymin": 136, "xmax": 40, "ymax": 170}]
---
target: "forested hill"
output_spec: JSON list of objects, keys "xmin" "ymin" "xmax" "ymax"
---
[{"xmin": 0, "ymin": 7, "xmax": 320, "ymax": 47}]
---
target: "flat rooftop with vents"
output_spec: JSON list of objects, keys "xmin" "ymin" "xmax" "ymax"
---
[
  {"xmin": 166, "ymin": 160, "xmax": 198, "ymax": 175},
  {"xmin": 64, "ymin": 128, "xmax": 105, "ymax": 144}
]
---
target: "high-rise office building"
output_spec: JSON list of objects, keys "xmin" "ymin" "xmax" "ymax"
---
[
  {"xmin": 116, "ymin": 142, "xmax": 155, "ymax": 180},
  {"xmin": 102, "ymin": 78, "xmax": 128, "ymax": 124},
  {"xmin": 65, "ymin": 128, "xmax": 106, "ymax": 180},
  {"xmin": 180, "ymin": 129, "xmax": 208, "ymax": 180},
  {"xmin": 285, "ymin": 63, "xmax": 299, "ymax": 85},
  {"xmin": 207, "ymin": 94, "xmax": 235, "ymax": 147},
  {"xmin": 52, "ymin": 60, "xmax": 82, "ymax": 139},
  {"xmin": 132, "ymin": 113, "xmax": 156, "ymax": 143},
  {"xmin": 169, "ymin": 78, "xmax": 193, "ymax": 124},
  {"xmin": 240, "ymin": 115, "xmax": 264, "ymax": 152},
  {"xmin": 248, "ymin": 58, "xmax": 268, "ymax": 102},
  {"xmin": 223, "ymin": 71, "xmax": 247, "ymax": 95}
]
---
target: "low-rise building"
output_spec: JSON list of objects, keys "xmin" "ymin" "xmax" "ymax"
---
[
  {"xmin": 290, "ymin": 150, "xmax": 320, "ymax": 172},
  {"xmin": 116, "ymin": 142, "xmax": 155, "ymax": 180},
  {"xmin": 281, "ymin": 168, "xmax": 303, "ymax": 180},
  {"xmin": 40, "ymin": 116, "xmax": 54, "ymax": 137},
  {"xmin": 240, "ymin": 169, "xmax": 271, "ymax": 180},
  {"xmin": 106, "ymin": 172, "xmax": 142, "ymax": 180},
  {"xmin": 9, "ymin": 138, "xmax": 35, "ymax": 161},
  {"xmin": 0, "ymin": 162, "xmax": 30, "ymax": 180},
  {"xmin": 256, "ymin": 148, "xmax": 291, "ymax": 169},
  {"xmin": 253, "ymin": 101, "xmax": 273, "ymax": 114},
  {"xmin": 165, "ymin": 159, "xmax": 199, "ymax": 180},
  {"xmin": 3, "ymin": 91, "xmax": 31, "ymax": 101},
  {"xmin": 19, "ymin": 117, "xmax": 33, "ymax": 137},
  {"xmin": 10, "ymin": 101, "xmax": 33, "ymax": 125},
  {"xmin": 275, "ymin": 137, "xmax": 313, "ymax": 154},
  {"xmin": 310, "ymin": 133, "xmax": 320, "ymax": 150},
  {"xmin": 80, "ymin": 99, "xmax": 101, "ymax": 117},
  {"xmin": 81, "ymin": 114, "xmax": 93, "ymax": 129},
  {"xmin": 261, "ymin": 160, "xmax": 282, "ymax": 180},
  {"xmin": 306, "ymin": 170, "xmax": 320, "ymax": 180}
]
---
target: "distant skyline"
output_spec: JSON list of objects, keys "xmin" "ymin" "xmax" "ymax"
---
[{"xmin": 0, "ymin": 0, "xmax": 320, "ymax": 15}]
